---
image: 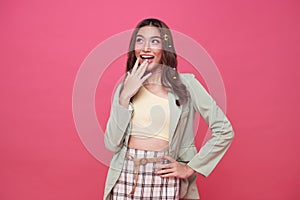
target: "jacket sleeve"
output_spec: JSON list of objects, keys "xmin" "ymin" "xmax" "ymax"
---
[
  {"xmin": 184, "ymin": 74, "xmax": 235, "ymax": 177},
  {"xmin": 104, "ymin": 84, "xmax": 132, "ymax": 152}
]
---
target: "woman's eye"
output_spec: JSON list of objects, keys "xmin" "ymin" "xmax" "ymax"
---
[
  {"xmin": 152, "ymin": 39, "xmax": 160, "ymax": 44},
  {"xmin": 136, "ymin": 38, "xmax": 144, "ymax": 44}
]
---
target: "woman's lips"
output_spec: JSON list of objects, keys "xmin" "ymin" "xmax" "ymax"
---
[
  {"xmin": 146, "ymin": 59, "xmax": 153, "ymax": 63},
  {"xmin": 140, "ymin": 55, "xmax": 154, "ymax": 63},
  {"xmin": 140, "ymin": 54, "xmax": 154, "ymax": 59}
]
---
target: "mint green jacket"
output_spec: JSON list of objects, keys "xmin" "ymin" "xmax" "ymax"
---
[{"xmin": 104, "ymin": 74, "xmax": 234, "ymax": 199}]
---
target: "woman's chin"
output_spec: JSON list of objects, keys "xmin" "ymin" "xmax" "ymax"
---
[{"xmin": 147, "ymin": 64, "xmax": 163, "ymax": 74}]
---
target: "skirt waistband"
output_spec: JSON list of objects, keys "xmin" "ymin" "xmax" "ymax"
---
[{"xmin": 126, "ymin": 147, "xmax": 169, "ymax": 159}]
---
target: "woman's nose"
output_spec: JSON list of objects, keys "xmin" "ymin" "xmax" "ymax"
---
[{"xmin": 142, "ymin": 41, "xmax": 151, "ymax": 51}]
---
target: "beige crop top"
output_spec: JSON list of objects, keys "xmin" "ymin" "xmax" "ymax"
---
[{"xmin": 130, "ymin": 86, "xmax": 170, "ymax": 141}]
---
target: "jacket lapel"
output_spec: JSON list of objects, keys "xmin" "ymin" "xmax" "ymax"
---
[{"xmin": 168, "ymin": 90, "xmax": 182, "ymax": 140}]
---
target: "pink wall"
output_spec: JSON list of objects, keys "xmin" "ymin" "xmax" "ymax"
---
[{"xmin": 1, "ymin": 0, "xmax": 299, "ymax": 199}]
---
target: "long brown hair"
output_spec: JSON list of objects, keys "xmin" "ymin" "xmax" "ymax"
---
[{"xmin": 126, "ymin": 18, "xmax": 189, "ymax": 105}]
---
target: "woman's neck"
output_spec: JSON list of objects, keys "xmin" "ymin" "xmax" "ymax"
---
[{"xmin": 144, "ymin": 72, "xmax": 162, "ymax": 85}]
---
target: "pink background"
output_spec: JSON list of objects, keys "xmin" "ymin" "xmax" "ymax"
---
[{"xmin": 1, "ymin": 0, "xmax": 300, "ymax": 199}]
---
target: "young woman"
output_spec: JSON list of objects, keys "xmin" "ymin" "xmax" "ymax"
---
[{"xmin": 104, "ymin": 18, "xmax": 234, "ymax": 199}]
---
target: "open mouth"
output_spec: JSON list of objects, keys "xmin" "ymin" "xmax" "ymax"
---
[{"xmin": 140, "ymin": 55, "xmax": 155, "ymax": 63}]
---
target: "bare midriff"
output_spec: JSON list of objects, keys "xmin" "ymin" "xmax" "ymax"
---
[{"xmin": 128, "ymin": 135, "xmax": 169, "ymax": 151}]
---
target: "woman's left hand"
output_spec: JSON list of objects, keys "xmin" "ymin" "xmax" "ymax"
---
[{"xmin": 155, "ymin": 156, "xmax": 195, "ymax": 179}]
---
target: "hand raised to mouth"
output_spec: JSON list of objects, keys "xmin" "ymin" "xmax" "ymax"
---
[{"xmin": 119, "ymin": 58, "xmax": 152, "ymax": 109}]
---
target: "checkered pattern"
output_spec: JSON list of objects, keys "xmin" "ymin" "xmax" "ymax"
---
[{"xmin": 111, "ymin": 148, "xmax": 180, "ymax": 199}]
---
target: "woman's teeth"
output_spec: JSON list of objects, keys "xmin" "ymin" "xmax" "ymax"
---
[
  {"xmin": 140, "ymin": 55, "xmax": 154, "ymax": 63},
  {"xmin": 140, "ymin": 55, "xmax": 154, "ymax": 59}
]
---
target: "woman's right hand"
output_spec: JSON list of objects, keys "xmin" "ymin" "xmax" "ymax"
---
[{"xmin": 119, "ymin": 58, "xmax": 152, "ymax": 108}]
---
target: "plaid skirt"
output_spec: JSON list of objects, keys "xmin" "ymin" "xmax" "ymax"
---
[{"xmin": 111, "ymin": 148, "xmax": 180, "ymax": 200}]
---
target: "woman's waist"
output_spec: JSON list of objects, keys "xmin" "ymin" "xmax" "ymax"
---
[{"xmin": 128, "ymin": 135, "xmax": 169, "ymax": 152}]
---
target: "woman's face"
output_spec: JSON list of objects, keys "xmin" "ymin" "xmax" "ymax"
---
[{"xmin": 134, "ymin": 26, "xmax": 163, "ymax": 72}]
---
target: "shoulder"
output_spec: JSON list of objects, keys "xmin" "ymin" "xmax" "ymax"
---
[
  {"xmin": 179, "ymin": 73, "xmax": 211, "ymax": 101},
  {"xmin": 179, "ymin": 73, "xmax": 204, "ymax": 89},
  {"xmin": 179, "ymin": 73, "xmax": 195, "ymax": 80}
]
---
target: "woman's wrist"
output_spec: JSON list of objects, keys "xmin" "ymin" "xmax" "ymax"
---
[
  {"xmin": 119, "ymin": 91, "xmax": 131, "ymax": 109},
  {"xmin": 185, "ymin": 165, "xmax": 196, "ymax": 178}
]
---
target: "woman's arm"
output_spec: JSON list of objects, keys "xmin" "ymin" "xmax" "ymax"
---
[
  {"xmin": 104, "ymin": 84, "xmax": 133, "ymax": 152},
  {"xmin": 184, "ymin": 74, "xmax": 235, "ymax": 177},
  {"xmin": 104, "ymin": 59, "xmax": 152, "ymax": 152}
]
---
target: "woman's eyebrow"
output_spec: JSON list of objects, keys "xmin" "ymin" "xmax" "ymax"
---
[
  {"xmin": 136, "ymin": 34, "xmax": 162, "ymax": 39},
  {"xmin": 151, "ymin": 36, "xmax": 162, "ymax": 39}
]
